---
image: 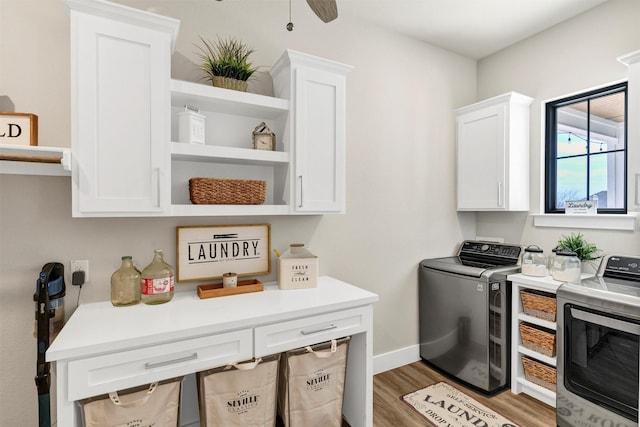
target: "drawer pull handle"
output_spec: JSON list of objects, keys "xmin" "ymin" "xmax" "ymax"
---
[
  {"xmin": 145, "ymin": 353, "xmax": 197, "ymax": 370},
  {"xmin": 301, "ymin": 324, "xmax": 337, "ymax": 335}
]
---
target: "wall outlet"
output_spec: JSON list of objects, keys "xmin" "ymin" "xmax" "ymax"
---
[{"xmin": 70, "ymin": 260, "xmax": 89, "ymax": 283}]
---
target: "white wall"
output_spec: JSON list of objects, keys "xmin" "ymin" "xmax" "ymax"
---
[
  {"xmin": 475, "ymin": 0, "xmax": 640, "ymax": 254},
  {"xmin": 0, "ymin": 1, "xmax": 475, "ymax": 424}
]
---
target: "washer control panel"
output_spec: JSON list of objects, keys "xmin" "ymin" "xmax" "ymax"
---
[{"xmin": 459, "ymin": 241, "xmax": 522, "ymax": 261}]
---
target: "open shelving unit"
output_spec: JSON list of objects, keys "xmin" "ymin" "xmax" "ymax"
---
[
  {"xmin": 508, "ymin": 273, "xmax": 560, "ymax": 408},
  {"xmin": 168, "ymin": 79, "xmax": 291, "ymax": 216}
]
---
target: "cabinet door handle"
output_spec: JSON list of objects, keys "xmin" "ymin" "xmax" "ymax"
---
[
  {"xmin": 144, "ymin": 352, "xmax": 197, "ymax": 370},
  {"xmin": 301, "ymin": 323, "xmax": 337, "ymax": 335},
  {"xmin": 497, "ymin": 182, "xmax": 503, "ymax": 207},
  {"xmin": 298, "ymin": 175, "xmax": 303, "ymax": 208},
  {"xmin": 154, "ymin": 168, "xmax": 161, "ymax": 208}
]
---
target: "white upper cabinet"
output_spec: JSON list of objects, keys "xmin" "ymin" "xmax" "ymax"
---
[
  {"xmin": 66, "ymin": 0, "xmax": 178, "ymax": 217},
  {"xmin": 271, "ymin": 50, "xmax": 353, "ymax": 214},
  {"xmin": 65, "ymin": 1, "xmax": 351, "ymax": 217},
  {"xmin": 456, "ymin": 92, "xmax": 533, "ymax": 211}
]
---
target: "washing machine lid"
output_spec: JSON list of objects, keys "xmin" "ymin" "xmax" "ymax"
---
[
  {"xmin": 421, "ymin": 256, "xmax": 488, "ymax": 277},
  {"xmin": 421, "ymin": 241, "xmax": 522, "ymax": 278},
  {"xmin": 558, "ymin": 254, "xmax": 640, "ymax": 309}
]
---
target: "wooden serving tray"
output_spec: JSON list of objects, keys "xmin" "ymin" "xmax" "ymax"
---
[{"xmin": 197, "ymin": 279, "xmax": 263, "ymax": 299}]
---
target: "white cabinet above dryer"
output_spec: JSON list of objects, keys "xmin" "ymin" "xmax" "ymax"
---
[{"xmin": 456, "ymin": 92, "xmax": 533, "ymax": 211}]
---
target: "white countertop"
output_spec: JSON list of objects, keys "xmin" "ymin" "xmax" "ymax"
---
[
  {"xmin": 508, "ymin": 272, "xmax": 595, "ymax": 291},
  {"xmin": 47, "ymin": 276, "xmax": 378, "ymax": 362}
]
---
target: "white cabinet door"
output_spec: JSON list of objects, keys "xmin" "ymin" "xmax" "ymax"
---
[
  {"xmin": 457, "ymin": 103, "xmax": 507, "ymax": 210},
  {"xmin": 294, "ymin": 66, "xmax": 347, "ymax": 213},
  {"xmin": 271, "ymin": 50, "xmax": 352, "ymax": 214},
  {"xmin": 69, "ymin": 5, "xmax": 176, "ymax": 216},
  {"xmin": 456, "ymin": 92, "xmax": 532, "ymax": 211}
]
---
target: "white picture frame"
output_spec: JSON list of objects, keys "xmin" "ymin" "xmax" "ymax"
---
[{"xmin": 176, "ymin": 224, "xmax": 271, "ymax": 282}]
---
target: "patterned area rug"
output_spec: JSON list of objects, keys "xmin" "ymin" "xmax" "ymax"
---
[{"xmin": 402, "ymin": 382, "xmax": 520, "ymax": 427}]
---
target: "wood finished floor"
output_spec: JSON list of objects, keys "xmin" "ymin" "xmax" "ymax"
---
[{"xmin": 373, "ymin": 361, "xmax": 556, "ymax": 427}]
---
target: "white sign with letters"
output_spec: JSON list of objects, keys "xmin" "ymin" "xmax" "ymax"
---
[
  {"xmin": 565, "ymin": 200, "xmax": 597, "ymax": 215},
  {"xmin": 176, "ymin": 224, "xmax": 270, "ymax": 282},
  {"xmin": 0, "ymin": 113, "xmax": 38, "ymax": 146}
]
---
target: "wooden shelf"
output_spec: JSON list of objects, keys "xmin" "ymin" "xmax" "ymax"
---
[{"xmin": 0, "ymin": 144, "xmax": 71, "ymax": 176}]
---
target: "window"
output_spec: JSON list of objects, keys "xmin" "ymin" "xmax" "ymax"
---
[{"xmin": 545, "ymin": 82, "xmax": 627, "ymax": 214}]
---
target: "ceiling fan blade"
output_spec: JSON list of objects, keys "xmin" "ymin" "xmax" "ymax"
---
[{"xmin": 306, "ymin": 0, "xmax": 338, "ymax": 23}]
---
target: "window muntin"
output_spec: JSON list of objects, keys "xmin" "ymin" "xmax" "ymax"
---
[{"xmin": 545, "ymin": 83, "xmax": 627, "ymax": 213}]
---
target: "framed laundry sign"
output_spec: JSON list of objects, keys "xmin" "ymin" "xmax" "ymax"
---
[
  {"xmin": 176, "ymin": 224, "xmax": 270, "ymax": 282},
  {"xmin": 0, "ymin": 112, "xmax": 38, "ymax": 146}
]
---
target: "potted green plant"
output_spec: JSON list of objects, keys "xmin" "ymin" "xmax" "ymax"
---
[
  {"xmin": 556, "ymin": 232, "xmax": 602, "ymax": 264},
  {"xmin": 196, "ymin": 36, "xmax": 258, "ymax": 92}
]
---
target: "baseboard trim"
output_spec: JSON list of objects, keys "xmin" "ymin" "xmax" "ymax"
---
[{"xmin": 373, "ymin": 344, "xmax": 420, "ymax": 375}]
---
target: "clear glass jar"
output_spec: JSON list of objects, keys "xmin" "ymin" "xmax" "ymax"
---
[
  {"xmin": 546, "ymin": 246, "xmax": 562, "ymax": 271},
  {"xmin": 550, "ymin": 249, "xmax": 581, "ymax": 283},
  {"xmin": 141, "ymin": 249, "xmax": 174, "ymax": 305},
  {"xmin": 521, "ymin": 245, "xmax": 547, "ymax": 277},
  {"xmin": 111, "ymin": 256, "xmax": 141, "ymax": 307}
]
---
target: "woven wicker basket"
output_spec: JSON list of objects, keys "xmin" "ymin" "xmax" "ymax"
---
[
  {"xmin": 521, "ymin": 356, "xmax": 556, "ymax": 392},
  {"xmin": 520, "ymin": 289, "xmax": 557, "ymax": 322},
  {"xmin": 189, "ymin": 178, "xmax": 266, "ymax": 205},
  {"xmin": 212, "ymin": 76, "xmax": 248, "ymax": 92},
  {"xmin": 519, "ymin": 322, "xmax": 556, "ymax": 357}
]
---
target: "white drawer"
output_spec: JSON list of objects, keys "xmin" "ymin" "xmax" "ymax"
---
[
  {"xmin": 254, "ymin": 306, "xmax": 369, "ymax": 356},
  {"xmin": 67, "ymin": 329, "xmax": 252, "ymax": 401}
]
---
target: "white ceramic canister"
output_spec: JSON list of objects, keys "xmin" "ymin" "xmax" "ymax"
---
[{"xmin": 521, "ymin": 245, "xmax": 547, "ymax": 277}]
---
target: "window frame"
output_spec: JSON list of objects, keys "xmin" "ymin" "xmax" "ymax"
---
[{"xmin": 544, "ymin": 82, "xmax": 628, "ymax": 214}]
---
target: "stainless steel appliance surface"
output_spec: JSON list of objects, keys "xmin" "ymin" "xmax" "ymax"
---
[
  {"xmin": 419, "ymin": 240, "xmax": 523, "ymax": 394},
  {"xmin": 557, "ymin": 254, "xmax": 640, "ymax": 427}
]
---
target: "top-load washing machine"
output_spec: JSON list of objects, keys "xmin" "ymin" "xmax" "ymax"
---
[{"xmin": 419, "ymin": 240, "xmax": 522, "ymax": 394}]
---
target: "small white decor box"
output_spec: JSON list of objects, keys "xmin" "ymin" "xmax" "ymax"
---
[
  {"xmin": 178, "ymin": 105, "xmax": 205, "ymax": 144},
  {"xmin": 278, "ymin": 244, "xmax": 318, "ymax": 290}
]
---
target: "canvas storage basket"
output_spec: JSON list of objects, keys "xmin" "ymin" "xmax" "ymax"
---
[
  {"xmin": 278, "ymin": 337, "xmax": 350, "ymax": 427},
  {"xmin": 197, "ymin": 354, "xmax": 279, "ymax": 427},
  {"xmin": 79, "ymin": 377, "xmax": 182, "ymax": 427}
]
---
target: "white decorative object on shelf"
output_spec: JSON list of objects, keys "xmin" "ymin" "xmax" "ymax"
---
[{"xmin": 178, "ymin": 105, "xmax": 205, "ymax": 144}]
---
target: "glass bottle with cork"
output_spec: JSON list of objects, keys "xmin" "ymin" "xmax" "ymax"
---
[{"xmin": 141, "ymin": 249, "xmax": 174, "ymax": 305}]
